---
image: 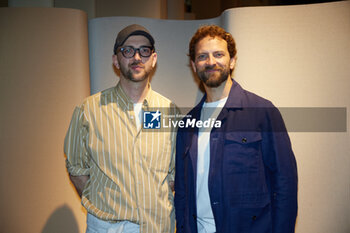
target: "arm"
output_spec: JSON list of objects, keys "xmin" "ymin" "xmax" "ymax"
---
[
  {"xmin": 64, "ymin": 106, "xmax": 91, "ymax": 197},
  {"xmin": 262, "ymin": 105, "xmax": 298, "ymax": 233},
  {"xmin": 69, "ymin": 175, "xmax": 89, "ymax": 198},
  {"xmin": 174, "ymin": 129, "xmax": 186, "ymax": 232},
  {"xmin": 168, "ymin": 104, "xmax": 181, "ymax": 193},
  {"xmin": 169, "ymin": 181, "xmax": 175, "ymax": 192}
]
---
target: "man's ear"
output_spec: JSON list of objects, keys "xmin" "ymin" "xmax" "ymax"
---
[
  {"xmin": 112, "ymin": 55, "xmax": 120, "ymax": 69},
  {"xmin": 230, "ymin": 55, "xmax": 237, "ymax": 70},
  {"xmin": 190, "ymin": 60, "xmax": 197, "ymax": 73},
  {"xmin": 151, "ymin": 52, "xmax": 157, "ymax": 68}
]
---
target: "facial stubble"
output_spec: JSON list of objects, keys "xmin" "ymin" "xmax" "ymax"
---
[
  {"xmin": 197, "ymin": 65, "xmax": 230, "ymax": 88},
  {"xmin": 120, "ymin": 61, "xmax": 151, "ymax": 82}
]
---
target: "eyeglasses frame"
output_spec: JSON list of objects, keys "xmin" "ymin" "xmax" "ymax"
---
[{"xmin": 118, "ymin": 46, "xmax": 155, "ymax": 58}]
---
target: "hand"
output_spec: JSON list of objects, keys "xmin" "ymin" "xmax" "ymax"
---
[
  {"xmin": 69, "ymin": 175, "xmax": 89, "ymax": 198},
  {"xmin": 169, "ymin": 181, "xmax": 175, "ymax": 192}
]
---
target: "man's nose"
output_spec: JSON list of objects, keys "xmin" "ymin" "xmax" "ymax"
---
[
  {"xmin": 206, "ymin": 54, "xmax": 216, "ymax": 65},
  {"xmin": 133, "ymin": 50, "xmax": 142, "ymax": 60}
]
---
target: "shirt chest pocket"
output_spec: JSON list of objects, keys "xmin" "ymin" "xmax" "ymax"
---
[
  {"xmin": 223, "ymin": 132, "xmax": 263, "ymax": 174},
  {"xmin": 143, "ymin": 132, "xmax": 172, "ymax": 173}
]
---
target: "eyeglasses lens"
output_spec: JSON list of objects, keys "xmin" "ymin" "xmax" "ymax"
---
[{"xmin": 120, "ymin": 46, "xmax": 152, "ymax": 58}]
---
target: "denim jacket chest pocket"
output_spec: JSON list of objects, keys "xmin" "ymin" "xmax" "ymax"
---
[
  {"xmin": 222, "ymin": 132, "xmax": 269, "ymax": 198},
  {"xmin": 223, "ymin": 132, "xmax": 263, "ymax": 175}
]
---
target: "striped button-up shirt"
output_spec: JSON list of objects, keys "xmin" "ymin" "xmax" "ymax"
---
[{"xmin": 64, "ymin": 82, "xmax": 178, "ymax": 232}]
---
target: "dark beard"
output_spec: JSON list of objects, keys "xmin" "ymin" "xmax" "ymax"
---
[
  {"xmin": 120, "ymin": 61, "xmax": 149, "ymax": 82},
  {"xmin": 197, "ymin": 65, "xmax": 230, "ymax": 88}
]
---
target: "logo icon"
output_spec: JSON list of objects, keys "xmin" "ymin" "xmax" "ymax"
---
[{"xmin": 143, "ymin": 110, "xmax": 161, "ymax": 129}]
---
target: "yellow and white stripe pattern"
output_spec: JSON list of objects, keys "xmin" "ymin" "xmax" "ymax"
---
[{"xmin": 64, "ymin": 82, "xmax": 178, "ymax": 233}]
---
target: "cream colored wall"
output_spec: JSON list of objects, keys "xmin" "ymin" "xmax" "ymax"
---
[{"xmin": 0, "ymin": 8, "xmax": 90, "ymax": 233}]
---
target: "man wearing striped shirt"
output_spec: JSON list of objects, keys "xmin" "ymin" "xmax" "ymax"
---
[{"xmin": 64, "ymin": 24, "xmax": 178, "ymax": 233}]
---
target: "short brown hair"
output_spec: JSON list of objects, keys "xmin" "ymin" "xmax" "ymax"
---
[{"xmin": 189, "ymin": 25, "xmax": 237, "ymax": 62}]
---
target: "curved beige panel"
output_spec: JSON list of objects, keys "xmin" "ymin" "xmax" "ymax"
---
[{"xmin": 0, "ymin": 8, "xmax": 90, "ymax": 233}]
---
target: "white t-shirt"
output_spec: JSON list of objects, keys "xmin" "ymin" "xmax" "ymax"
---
[
  {"xmin": 196, "ymin": 97, "xmax": 228, "ymax": 233},
  {"xmin": 134, "ymin": 103, "xmax": 143, "ymax": 131}
]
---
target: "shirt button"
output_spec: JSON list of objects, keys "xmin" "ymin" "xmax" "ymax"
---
[
  {"xmin": 242, "ymin": 137, "xmax": 247, "ymax": 143},
  {"xmin": 252, "ymin": 215, "xmax": 257, "ymax": 220}
]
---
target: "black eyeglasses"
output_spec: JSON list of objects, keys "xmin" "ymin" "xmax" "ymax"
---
[{"xmin": 118, "ymin": 46, "xmax": 154, "ymax": 58}]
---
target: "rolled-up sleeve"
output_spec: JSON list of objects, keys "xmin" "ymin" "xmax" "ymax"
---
[{"xmin": 64, "ymin": 105, "xmax": 90, "ymax": 176}]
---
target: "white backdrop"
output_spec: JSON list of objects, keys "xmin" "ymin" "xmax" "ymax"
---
[{"xmin": 89, "ymin": 1, "xmax": 350, "ymax": 233}]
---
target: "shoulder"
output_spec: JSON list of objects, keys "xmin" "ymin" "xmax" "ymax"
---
[
  {"xmin": 78, "ymin": 87, "xmax": 115, "ymax": 111},
  {"xmin": 84, "ymin": 87, "xmax": 114, "ymax": 103},
  {"xmin": 150, "ymin": 89, "xmax": 178, "ymax": 108},
  {"xmin": 239, "ymin": 87, "xmax": 275, "ymax": 108},
  {"xmin": 238, "ymin": 88, "xmax": 282, "ymax": 123},
  {"xmin": 150, "ymin": 90, "xmax": 172, "ymax": 103}
]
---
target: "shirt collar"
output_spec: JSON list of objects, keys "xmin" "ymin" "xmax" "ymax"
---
[
  {"xmin": 114, "ymin": 81, "xmax": 153, "ymax": 110},
  {"xmin": 197, "ymin": 79, "xmax": 243, "ymax": 109},
  {"xmin": 225, "ymin": 80, "xmax": 244, "ymax": 108}
]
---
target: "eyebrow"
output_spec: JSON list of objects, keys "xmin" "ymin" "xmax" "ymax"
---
[
  {"xmin": 197, "ymin": 50, "xmax": 226, "ymax": 54},
  {"xmin": 122, "ymin": 44, "xmax": 152, "ymax": 47}
]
